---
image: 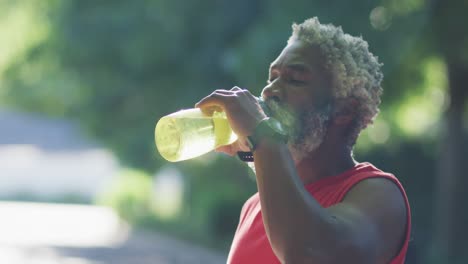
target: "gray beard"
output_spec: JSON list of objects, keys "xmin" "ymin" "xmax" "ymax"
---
[{"xmin": 262, "ymin": 98, "xmax": 330, "ymax": 165}]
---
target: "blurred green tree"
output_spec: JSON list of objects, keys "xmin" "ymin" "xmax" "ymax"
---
[
  {"xmin": 428, "ymin": 0, "xmax": 468, "ymax": 263},
  {"xmin": 0, "ymin": 0, "xmax": 467, "ymax": 262}
]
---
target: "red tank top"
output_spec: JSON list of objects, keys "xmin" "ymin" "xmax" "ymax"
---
[{"xmin": 227, "ymin": 162, "xmax": 411, "ymax": 264}]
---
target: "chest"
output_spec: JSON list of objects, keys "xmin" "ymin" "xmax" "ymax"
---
[{"xmin": 227, "ymin": 186, "xmax": 348, "ymax": 264}]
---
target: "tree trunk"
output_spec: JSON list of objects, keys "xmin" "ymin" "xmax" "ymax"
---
[{"xmin": 433, "ymin": 62, "xmax": 468, "ymax": 263}]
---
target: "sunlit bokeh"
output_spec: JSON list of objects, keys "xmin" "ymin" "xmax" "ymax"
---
[
  {"xmin": 368, "ymin": 118, "xmax": 391, "ymax": 144},
  {"xmin": 386, "ymin": 0, "xmax": 427, "ymax": 15},
  {"xmin": 152, "ymin": 166, "xmax": 184, "ymax": 220},
  {"xmin": 0, "ymin": 202, "xmax": 128, "ymax": 247},
  {"xmin": 0, "ymin": 0, "xmax": 466, "ymax": 263},
  {"xmin": 0, "ymin": 144, "xmax": 117, "ymax": 198},
  {"xmin": 0, "ymin": 201, "xmax": 129, "ymax": 264},
  {"xmin": 396, "ymin": 57, "xmax": 448, "ymax": 137},
  {"xmin": 0, "ymin": 1, "xmax": 49, "ymax": 74},
  {"xmin": 370, "ymin": 6, "xmax": 392, "ymax": 31}
]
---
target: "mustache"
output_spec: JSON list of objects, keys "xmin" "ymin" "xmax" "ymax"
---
[
  {"xmin": 262, "ymin": 99, "xmax": 296, "ymax": 124},
  {"xmin": 259, "ymin": 98, "xmax": 284, "ymax": 117},
  {"xmin": 257, "ymin": 97, "xmax": 272, "ymax": 117}
]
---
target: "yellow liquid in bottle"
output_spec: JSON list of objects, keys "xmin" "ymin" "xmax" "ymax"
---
[{"xmin": 155, "ymin": 109, "xmax": 237, "ymax": 162}]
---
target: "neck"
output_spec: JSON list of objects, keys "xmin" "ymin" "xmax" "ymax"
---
[{"xmin": 295, "ymin": 136, "xmax": 357, "ymax": 185}]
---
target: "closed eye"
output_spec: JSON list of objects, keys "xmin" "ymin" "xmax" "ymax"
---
[{"xmin": 289, "ymin": 79, "xmax": 306, "ymax": 85}]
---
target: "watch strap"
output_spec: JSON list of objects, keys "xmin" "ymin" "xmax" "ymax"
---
[
  {"xmin": 246, "ymin": 117, "xmax": 287, "ymax": 152},
  {"xmin": 237, "ymin": 151, "xmax": 254, "ymax": 162}
]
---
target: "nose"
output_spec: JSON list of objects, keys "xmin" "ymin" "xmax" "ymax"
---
[{"xmin": 261, "ymin": 82, "xmax": 283, "ymax": 102}]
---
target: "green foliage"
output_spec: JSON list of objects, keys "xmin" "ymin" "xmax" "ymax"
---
[
  {"xmin": 1, "ymin": 0, "xmax": 467, "ymax": 260},
  {"xmin": 96, "ymin": 157, "xmax": 256, "ymax": 249},
  {"xmin": 175, "ymin": 155, "xmax": 257, "ymax": 245},
  {"xmin": 96, "ymin": 168, "xmax": 155, "ymax": 223},
  {"xmin": 0, "ymin": 0, "xmax": 436, "ymax": 171}
]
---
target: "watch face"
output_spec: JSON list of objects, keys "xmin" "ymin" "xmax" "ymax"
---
[{"xmin": 247, "ymin": 117, "xmax": 288, "ymax": 152}]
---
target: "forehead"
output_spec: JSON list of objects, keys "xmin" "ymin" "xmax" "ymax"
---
[{"xmin": 270, "ymin": 40, "xmax": 325, "ymax": 72}]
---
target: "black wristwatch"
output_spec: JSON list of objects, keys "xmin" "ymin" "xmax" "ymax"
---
[{"xmin": 246, "ymin": 117, "xmax": 288, "ymax": 152}]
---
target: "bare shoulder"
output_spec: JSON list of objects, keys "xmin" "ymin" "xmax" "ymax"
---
[
  {"xmin": 343, "ymin": 176, "xmax": 407, "ymax": 208},
  {"xmin": 342, "ymin": 176, "xmax": 408, "ymax": 262},
  {"xmin": 342, "ymin": 177, "xmax": 407, "ymax": 220}
]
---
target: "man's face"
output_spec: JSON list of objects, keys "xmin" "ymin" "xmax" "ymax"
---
[{"xmin": 260, "ymin": 40, "xmax": 332, "ymax": 163}]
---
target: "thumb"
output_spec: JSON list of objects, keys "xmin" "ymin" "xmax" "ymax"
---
[{"xmin": 215, "ymin": 144, "xmax": 237, "ymax": 156}]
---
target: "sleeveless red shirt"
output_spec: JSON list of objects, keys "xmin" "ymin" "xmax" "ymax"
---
[{"xmin": 227, "ymin": 162, "xmax": 411, "ymax": 264}]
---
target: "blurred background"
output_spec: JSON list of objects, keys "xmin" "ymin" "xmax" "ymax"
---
[{"xmin": 0, "ymin": 0, "xmax": 467, "ymax": 263}]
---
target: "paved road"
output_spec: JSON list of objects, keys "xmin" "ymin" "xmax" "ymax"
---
[
  {"xmin": 0, "ymin": 234, "xmax": 227, "ymax": 264},
  {"xmin": 0, "ymin": 111, "xmax": 228, "ymax": 263},
  {"xmin": 54, "ymin": 231, "xmax": 227, "ymax": 264},
  {"xmin": 0, "ymin": 202, "xmax": 227, "ymax": 264}
]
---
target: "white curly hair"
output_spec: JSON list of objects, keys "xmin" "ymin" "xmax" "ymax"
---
[{"xmin": 288, "ymin": 17, "xmax": 384, "ymax": 146}]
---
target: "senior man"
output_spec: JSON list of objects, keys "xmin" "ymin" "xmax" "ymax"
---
[{"xmin": 196, "ymin": 17, "xmax": 410, "ymax": 264}]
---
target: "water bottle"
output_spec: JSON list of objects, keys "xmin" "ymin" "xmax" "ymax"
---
[{"xmin": 155, "ymin": 108, "xmax": 238, "ymax": 162}]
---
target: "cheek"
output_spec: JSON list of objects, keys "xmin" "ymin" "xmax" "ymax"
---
[
  {"xmin": 285, "ymin": 94, "xmax": 314, "ymax": 114},
  {"xmin": 287, "ymin": 88, "xmax": 332, "ymax": 115}
]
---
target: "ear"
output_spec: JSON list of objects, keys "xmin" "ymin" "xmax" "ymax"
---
[{"xmin": 331, "ymin": 98, "xmax": 359, "ymax": 125}]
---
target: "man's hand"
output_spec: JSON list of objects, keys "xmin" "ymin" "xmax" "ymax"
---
[
  {"xmin": 215, "ymin": 140, "xmax": 251, "ymax": 156},
  {"xmin": 195, "ymin": 87, "xmax": 267, "ymax": 139}
]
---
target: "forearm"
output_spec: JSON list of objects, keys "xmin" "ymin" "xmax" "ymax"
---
[{"xmin": 253, "ymin": 139, "xmax": 357, "ymax": 263}]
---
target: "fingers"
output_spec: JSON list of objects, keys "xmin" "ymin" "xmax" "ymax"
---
[
  {"xmin": 195, "ymin": 96, "xmax": 227, "ymax": 116},
  {"xmin": 215, "ymin": 145, "xmax": 236, "ymax": 156},
  {"xmin": 230, "ymin": 86, "xmax": 243, "ymax": 91},
  {"xmin": 231, "ymin": 87, "xmax": 252, "ymax": 96},
  {"xmin": 195, "ymin": 87, "xmax": 248, "ymax": 114},
  {"xmin": 215, "ymin": 140, "xmax": 250, "ymax": 156},
  {"xmin": 212, "ymin": 89, "xmax": 233, "ymax": 95},
  {"xmin": 195, "ymin": 90, "xmax": 229, "ymax": 114}
]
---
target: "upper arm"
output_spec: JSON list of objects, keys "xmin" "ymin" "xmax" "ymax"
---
[{"xmin": 326, "ymin": 177, "xmax": 407, "ymax": 263}]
